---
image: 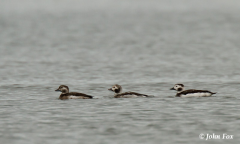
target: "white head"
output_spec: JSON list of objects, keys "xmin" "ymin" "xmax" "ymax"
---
[
  {"xmin": 55, "ymin": 85, "xmax": 69, "ymax": 94},
  {"xmin": 170, "ymin": 84, "xmax": 185, "ymax": 92},
  {"xmin": 108, "ymin": 84, "xmax": 122, "ymax": 94}
]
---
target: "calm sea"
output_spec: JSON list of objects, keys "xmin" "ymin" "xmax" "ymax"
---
[{"xmin": 0, "ymin": 0, "xmax": 240, "ymax": 143}]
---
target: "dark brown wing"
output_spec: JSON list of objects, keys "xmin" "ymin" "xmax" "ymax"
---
[
  {"xmin": 67, "ymin": 92, "xmax": 93, "ymax": 98},
  {"xmin": 115, "ymin": 92, "xmax": 150, "ymax": 97},
  {"xmin": 176, "ymin": 89, "xmax": 215, "ymax": 97}
]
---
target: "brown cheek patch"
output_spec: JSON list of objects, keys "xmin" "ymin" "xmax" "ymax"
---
[
  {"xmin": 177, "ymin": 88, "xmax": 182, "ymax": 91},
  {"xmin": 114, "ymin": 89, "xmax": 120, "ymax": 93},
  {"xmin": 62, "ymin": 89, "xmax": 68, "ymax": 93}
]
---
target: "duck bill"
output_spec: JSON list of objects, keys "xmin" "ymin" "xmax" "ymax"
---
[
  {"xmin": 170, "ymin": 87, "xmax": 175, "ymax": 90},
  {"xmin": 55, "ymin": 89, "xmax": 61, "ymax": 92},
  {"xmin": 108, "ymin": 88, "xmax": 113, "ymax": 92}
]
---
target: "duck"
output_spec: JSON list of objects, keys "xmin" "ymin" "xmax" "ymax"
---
[
  {"xmin": 170, "ymin": 83, "xmax": 216, "ymax": 97},
  {"xmin": 55, "ymin": 85, "xmax": 93, "ymax": 99},
  {"xmin": 108, "ymin": 84, "xmax": 152, "ymax": 98}
]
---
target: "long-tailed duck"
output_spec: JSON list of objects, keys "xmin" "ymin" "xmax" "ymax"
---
[
  {"xmin": 55, "ymin": 85, "xmax": 93, "ymax": 100},
  {"xmin": 108, "ymin": 84, "xmax": 152, "ymax": 98},
  {"xmin": 170, "ymin": 84, "xmax": 216, "ymax": 97}
]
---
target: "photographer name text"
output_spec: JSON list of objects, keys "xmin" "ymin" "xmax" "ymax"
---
[{"xmin": 199, "ymin": 133, "xmax": 233, "ymax": 140}]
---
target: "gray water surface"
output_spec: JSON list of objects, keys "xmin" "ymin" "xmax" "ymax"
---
[{"xmin": 0, "ymin": 0, "xmax": 240, "ymax": 144}]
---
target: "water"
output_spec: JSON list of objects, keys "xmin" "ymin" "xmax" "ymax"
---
[{"xmin": 0, "ymin": 0, "xmax": 240, "ymax": 143}]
